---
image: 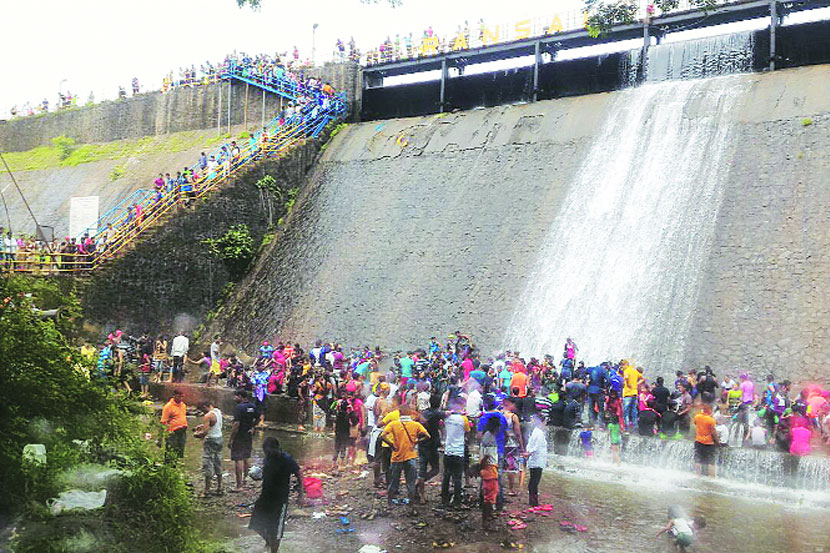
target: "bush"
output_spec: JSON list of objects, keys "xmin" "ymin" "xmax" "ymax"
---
[
  {"xmin": 0, "ymin": 277, "xmax": 130, "ymax": 512},
  {"xmin": 109, "ymin": 164, "xmax": 125, "ymax": 181},
  {"xmin": 203, "ymin": 224, "xmax": 256, "ymax": 280},
  {"xmin": 52, "ymin": 135, "xmax": 76, "ymax": 161}
]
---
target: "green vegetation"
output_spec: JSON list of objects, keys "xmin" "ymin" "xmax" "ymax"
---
[
  {"xmin": 236, "ymin": 0, "xmax": 401, "ymax": 8},
  {"xmin": 3, "ymin": 131, "xmax": 226, "ymax": 172},
  {"xmin": 255, "ymin": 174, "xmax": 279, "ymax": 195},
  {"xmin": 109, "ymin": 164, "xmax": 126, "ymax": 181},
  {"xmin": 585, "ymin": 0, "xmax": 638, "ymax": 38},
  {"xmin": 51, "ymin": 136, "xmax": 77, "ymax": 161},
  {"xmin": 203, "ymin": 224, "xmax": 256, "ymax": 280},
  {"xmin": 1, "ymin": 276, "xmax": 217, "ymax": 552}
]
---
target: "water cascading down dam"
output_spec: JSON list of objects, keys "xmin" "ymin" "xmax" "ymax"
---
[
  {"xmin": 216, "ymin": 32, "xmax": 830, "ymax": 382},
  {"xmin": 504, "ymin": 76, "xmax": 744, "ymax": 372}
]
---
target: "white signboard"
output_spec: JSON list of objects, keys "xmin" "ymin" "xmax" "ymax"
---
[{"xmin": 69, "ymin": 196, "xmax": 99, "ymax": 238}]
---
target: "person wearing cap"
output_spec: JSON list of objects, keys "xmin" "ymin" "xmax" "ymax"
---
[
  {"xmin": 161, "ymin": 389, "xmax": 188, "ymax": 462},
  {"xmin": 381, "ymin": 404, "xmax": 429, "ymax": 513}
]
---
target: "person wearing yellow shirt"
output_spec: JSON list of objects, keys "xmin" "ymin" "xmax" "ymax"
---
[
  {"xmin": 622, "ymin": 362, "xmax": 644, "ymax": 431},
  {"xmin": 380, "ymin": 404, "xmax": 429, "ymax": 512}
]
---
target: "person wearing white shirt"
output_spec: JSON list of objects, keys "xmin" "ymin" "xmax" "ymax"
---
[
  {"xmin": 465, "ymin": 388, "xmax": 482, "ymax": 418},
  {"xmin": 524, "ymin": 417, "xmax": 548, "ymax": 506},
  {"xmin": 170, "ymin": 332, "xmax": 189, "ymax": 383},
  {"xmin": 441, "ymin": 401, "xmax": 471, "ymax": 507}
]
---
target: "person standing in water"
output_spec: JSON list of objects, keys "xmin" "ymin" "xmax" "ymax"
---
[
  {"xmin": 249, "ymin": 437, "xmax": 304, "ymax": 553},
  {"xmin": 194, "ymin": 400, "xmax": 223, "ymax": 497},
  {"xmin": 693, "ymin": 402, "xmax": 719, "ymax": 477}
]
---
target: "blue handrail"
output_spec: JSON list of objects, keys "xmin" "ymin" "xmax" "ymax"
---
[{"xmin": 75, "ymin": 64, "xmax": 348, "ymax": 244}]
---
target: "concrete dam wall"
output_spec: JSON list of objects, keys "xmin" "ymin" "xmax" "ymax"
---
[{"xmin": 214, "ymin": 64, "xmax": 830, "ymax": 382}]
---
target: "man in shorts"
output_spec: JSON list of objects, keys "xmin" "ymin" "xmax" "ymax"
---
[
  {"xmin": 228, "ymin": 390, "xmax": 258, "ymax": 491},
  {"xmin": 693, "ymin": 402, "xmax": 719, "ymax": 477}
]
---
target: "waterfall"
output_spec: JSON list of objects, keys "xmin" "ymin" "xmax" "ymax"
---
[
  {"xmin": 556, "ymin": 429, "xmax": 830, "ymax": 491},
  {"xmin": 504, "ymin": 77, "xmax": 743, "ymax": 373},
  {"xmin": 646, "ymin": 32, "xmax": 756, "ymax": 83},
  {"xmin": 623, "ymin": 32, "xmax": 756, "ymax": 86}
]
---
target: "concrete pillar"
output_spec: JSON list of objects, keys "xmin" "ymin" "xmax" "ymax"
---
[
  {"xmin": 439, "ymin": 58, "xmax": 448, "ymax": 113},
  {"xmin": 533, "ymin": 41, "xmax": 541, "ymax": 102},
  {"xmin": 769, "ymin": 0, "xmax": 778, "ymax": 71}
]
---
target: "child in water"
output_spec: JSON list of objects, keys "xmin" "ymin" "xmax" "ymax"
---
[
  {"xmin": 656, "ymin": 505, "xmax": 706, "ymax": 552},
  {"xmin": 579, "ymin": 426, "xmax": 594, "ymax": 457},
  {"xmin": 606, "ymin": 414, "xmax": 622, "ymax": 464},
  {"xmin": 477, "ymin": 454, "xmax": 499, "ymax": 526}
]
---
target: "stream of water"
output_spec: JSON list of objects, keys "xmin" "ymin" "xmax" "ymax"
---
[{"xmin": 504, "ymin": 76, "xmax": 744, "ymax": 375}]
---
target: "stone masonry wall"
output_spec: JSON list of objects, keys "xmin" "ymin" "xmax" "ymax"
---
[
  {"xmin": 0, "ymin": 63, "xmax": 361, "ymax": 152},
  {"xmin": 82, "ymin": 133, "xmax": 326, "ymax": 338}
]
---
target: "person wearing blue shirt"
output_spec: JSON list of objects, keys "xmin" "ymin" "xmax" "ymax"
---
[
  {"xmin": 429, "ymin": 337, "xmax": 441, "ymax": 356},
  {"xmin": 586, "ymin": 364, "xmax": 606, "ymax": 426}
]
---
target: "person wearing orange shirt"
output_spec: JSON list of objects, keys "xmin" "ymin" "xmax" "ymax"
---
[
  {"xmin": 510, "ymin": 371, "xmax": 528, "ymax": 398},
  {"xmin": 693, "ymin": 402, "xmax": 719, "ymax": 477},
  {"xmin": 161, "ymin": 389, "xmax": 188, "ymax": 462},
  {"xmin": 381, "ymin": 404, "xmax": 429, "ymax": 512}
]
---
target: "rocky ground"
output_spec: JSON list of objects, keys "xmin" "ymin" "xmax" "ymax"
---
[{"xmin": 188, "ymin": 436, "xmax": 592, "ymax": 553}]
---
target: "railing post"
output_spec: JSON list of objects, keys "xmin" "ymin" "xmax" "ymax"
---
[
  {"xmin": 261, "ymin": 89, "xmax": 266, "ymax": 129},
  {"xmin": 227, "ymin": 80, "xmax": 232, "ymax": 135},
  {"xmin": 439, "ymin": 58, "xmax": 448, "ymax": 113},
  {"xmin": 769, "ymin": 0, "xmax": 778, "ymax": 71},
  {"xmin": 217, "ymin": 83, "xmax": 222, "ymax": 136}
]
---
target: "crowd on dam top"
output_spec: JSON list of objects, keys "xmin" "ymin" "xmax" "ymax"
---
[
  {"xmin": 5, "ymin": 47, "xmax": 321, "ymax": 119},
  {"xmin": 1, "ymin": 57, "xmax": 341, "ymax": 273}
]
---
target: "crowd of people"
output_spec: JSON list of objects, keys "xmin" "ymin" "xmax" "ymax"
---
[
  {"xmin": 3, "ymin": 56, "xmax": 342, "ymax": 273},
  {"xmin": 106, "ymin": 330, "xmax": 825, "ymax": 552},
  {"xmin": 101, "ymin": 330, "xmax": 830, "ymax": 484}
]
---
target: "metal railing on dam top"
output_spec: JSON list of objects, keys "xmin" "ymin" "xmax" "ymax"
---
[
  {"xmin": 362, "ymin": 0, "xmax": 830, "ymax": 78},
  {"xmin": 3, "ymin": 65, "xmax": 347, "ymax": 275}
]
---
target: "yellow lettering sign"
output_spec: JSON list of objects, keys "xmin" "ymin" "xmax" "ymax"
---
[
  {"xmin": 482, "ymin": 25, "xmax": 500, "ymax": 46},
  {"xmin": 420, "ymin": 36, "xmax": 440, "ymax": 56},
  {"xmin": 453, "ymin": 33, "xmax": 468, "ymax": 51},
  {"xmin": 546, "ymin": 15, "xmax": 563, "ymax": 34},
  {"xmin": 514, "ymin": 19, "xmax": 532, "ymax": 40}
]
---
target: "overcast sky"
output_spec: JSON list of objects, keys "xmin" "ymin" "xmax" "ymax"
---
[{"xmin": 0, "ymin": 0, "xmax": 589, "ymax": 117}]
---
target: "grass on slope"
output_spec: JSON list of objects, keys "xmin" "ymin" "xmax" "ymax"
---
[{"xmin": 2, "ymin": 130, "xmax": 234, "ymax": 172}]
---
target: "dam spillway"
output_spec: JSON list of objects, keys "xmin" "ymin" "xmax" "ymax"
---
[
  {"xmin": 214, "ymin": 62, "xmax": 830, "ymax": 381},
  {"xmin": 504, "ymin": 77, "xmax": 743, "ymax": 371}
]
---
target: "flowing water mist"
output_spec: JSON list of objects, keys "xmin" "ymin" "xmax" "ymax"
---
[{"xmin": 505, "ymin": 77, "xmax": 744, "ymax": 372}]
